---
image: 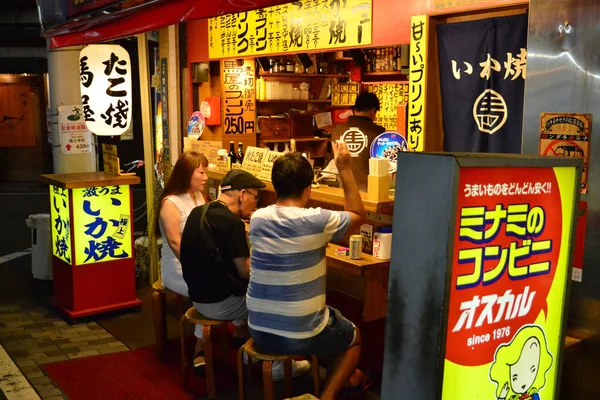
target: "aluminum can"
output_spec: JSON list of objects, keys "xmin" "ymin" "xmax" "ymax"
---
[{"xmin": 349, "ymin": 235, "xmax": 363, "ymax": 260}]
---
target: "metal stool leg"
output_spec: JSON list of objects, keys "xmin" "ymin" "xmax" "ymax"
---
[{"xmin": 262, "ymin": 360, "xmax": 274, "ymax": 400}]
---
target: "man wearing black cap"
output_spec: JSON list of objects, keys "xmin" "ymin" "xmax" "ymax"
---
[{"xmin": 180, "ymin": 170, "xmax": 265, "ymax": 361}]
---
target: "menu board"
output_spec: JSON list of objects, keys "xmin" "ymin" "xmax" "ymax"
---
[
  {"xmin": 102, "ymin": 143, "xmax": 120, "ymax": 176},
  {"xmin": 258, "ymin": 151, "xmax": 285, "ymax": 181},
  {"xmin": 208, "ymin": 0, "xmax": 373, "ymax": 59},
  {"xmin": 364, "ymin": 82, "xmax": 409, "ymax": 132},
  {"xmin": 242, "ymin": 146, "xmax": 269, "ymax": 177},
  {"xmin": 191, "ymin": 140, "xmax": 222, "ymax": 166}
]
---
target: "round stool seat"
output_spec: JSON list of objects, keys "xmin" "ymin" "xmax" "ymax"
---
[
  {"xmin": 241, "ymin": 338, "xmax": 294, "ymax": 361},
  {"xmin": 183, "ymin": 307, "xmax": 228, "ymax": 326},
  {"xmin": 152, "ymin": 279, "xmax": 168, "ymax": 293}
]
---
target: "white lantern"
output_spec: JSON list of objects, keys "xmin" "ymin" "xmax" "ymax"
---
[{"xmin": 79, "ymin": 44, "xmax": 132, "ymax": 136}]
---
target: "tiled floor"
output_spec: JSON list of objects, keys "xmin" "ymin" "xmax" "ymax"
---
[{"xmin": 0, "ymin": 301, "xmax": 129, "ymax": 399}]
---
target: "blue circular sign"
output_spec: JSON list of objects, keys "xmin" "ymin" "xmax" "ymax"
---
[{"xmin": 369, "ymin": 131, "xmax": 407, "ymax": 173}]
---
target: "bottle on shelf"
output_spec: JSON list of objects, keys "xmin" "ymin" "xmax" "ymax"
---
[
  {"xmin": 228, "ymin": 141, "xmax": 236, "ymax": 169},
  {"xmin": 236, "ymin": 142, "xmax": 244, "ymax": 164},
  {"xmin": 290, "ymin": 138, "xmax": 297, "ymax": 153},
  {"xmin": 370, "ymin": 50, "xmax": 376, "ymax": 72},
  {"xmin": 286, "ymin": 59, "xmax": 294, "ymax": 73}
]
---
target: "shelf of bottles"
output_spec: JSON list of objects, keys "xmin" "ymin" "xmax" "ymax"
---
[{"xmin": 363, "ymin": 46, "xmax": 408, "ymax": 75}]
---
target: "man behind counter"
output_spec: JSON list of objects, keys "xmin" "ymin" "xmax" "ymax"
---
[{"xmin": 332, "ymin": 92, "xmax": 386, "ymax": 191}]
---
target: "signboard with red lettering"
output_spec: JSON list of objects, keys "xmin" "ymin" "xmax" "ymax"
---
[{"xmin": 441, "ymin": 166, "xmax": 577, "ymax": 399}]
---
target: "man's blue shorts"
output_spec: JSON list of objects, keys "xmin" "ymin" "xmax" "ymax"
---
[{"xmin": 249, "ymin": 306, "xmax": 356, "ymax": 356}]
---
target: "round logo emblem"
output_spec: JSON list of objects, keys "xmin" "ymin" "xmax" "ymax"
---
[
  {"xmin": 187, "ymin": 111, "xmax": 205, "ymax": 139},
  {"xmin": 473, "ymin": 89, "xmax": 508, "ymax": 135},
  {"xmin": 369, "ymin": 131, "xmax": 407, "ymax": 174},
  {"xmin": 341, "ymin": 127, "xmax": 368, "ymax": 157}
]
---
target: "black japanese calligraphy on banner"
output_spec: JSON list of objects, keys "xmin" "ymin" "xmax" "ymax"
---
[
  {"xmin": 79, "ymin": 45, "xmax": 132, "ymax": 136},
  {"xmin": 437, "ymin": 14, "xmax": 527, "ymax": 153},
  {"xmin": 221, "ymin": 59, "xmax": 256, "ymax": 136},
  {"xmin": 208, "ymin": 0, "xmax": 373, "ymax": 59},
  {"xmin": 160, "ymin": 58, "xmax": 170, "ymax": 164}
]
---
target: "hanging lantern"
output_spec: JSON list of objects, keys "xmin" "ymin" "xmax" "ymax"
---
[{"xmin": 79, "ymin": 44, "xmax": 132, "ymax": 136}]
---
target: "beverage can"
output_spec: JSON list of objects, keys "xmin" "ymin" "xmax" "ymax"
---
[{"xmin": 349, "ymin": 235, "xmax": 363, "ymax": 260}]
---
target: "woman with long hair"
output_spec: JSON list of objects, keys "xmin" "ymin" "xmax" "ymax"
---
[{"xmin": 156, "ymin": 150, "xmax": 208, "ymax": 367}]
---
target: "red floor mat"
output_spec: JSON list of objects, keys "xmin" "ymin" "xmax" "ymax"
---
[{"xmin": 42, "ymin": 339, "xmax": 237, "ymax": 400}]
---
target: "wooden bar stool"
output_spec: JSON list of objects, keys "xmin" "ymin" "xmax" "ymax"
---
[
  {"xmin": 237, "ymin": 338, "xmax": 320, "ymax": 400},
  {"xmin": 180, "ymin": 306, "xmax": 230, "ymax": 398},
  {"xmin": 151, "ymin": 279, "xmax": 184, "ymax": 356}
]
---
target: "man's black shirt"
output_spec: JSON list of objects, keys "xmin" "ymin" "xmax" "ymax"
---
[{"xmin": 180, "ymin": 201, "xmax": 249, "ymax": 303}]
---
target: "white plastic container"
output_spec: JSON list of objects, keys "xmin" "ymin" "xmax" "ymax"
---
[
  {"xmin": 373, "ymin": 226, "xmax": 393, "ymax": 260},
  {"xmin": 25, "ymin": 214, "xmax": 53, "ymax": 280}
]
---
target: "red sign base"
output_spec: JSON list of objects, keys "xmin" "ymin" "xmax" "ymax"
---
[{"xmin": 52, "ymin": 255, "xmax": 142, "ymax": 321}]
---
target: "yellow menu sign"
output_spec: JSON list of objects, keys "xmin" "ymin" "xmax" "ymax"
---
[
  {"xmin": 408, "ymin": 15, "xmax": 428, "ymax": 152},
  {"xmin": 72, "ymin": 185, "xmax": 132, "ymax": 266},
  {"xmin": 50, "ymin": 185, "xmax": 72, "ymax": 265},
  {"xmin": 208, "ymin": 0, "xmax": 373, "ymax": 59},
  {"xmin": 364, "ymin": 82, "xmax": 409, "ymax": 132}
]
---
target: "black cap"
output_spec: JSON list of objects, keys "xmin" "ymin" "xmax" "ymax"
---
[{"xmin": 220, "ymin": 169, "xmax": 266, "ymax": 191}]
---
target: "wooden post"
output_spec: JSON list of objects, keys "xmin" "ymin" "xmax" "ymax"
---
[{"xmin": 137, "ymin": 33, "xmax": 159, "ymax": 284}]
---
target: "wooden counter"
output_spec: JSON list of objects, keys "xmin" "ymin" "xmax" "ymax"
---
[
  {"xmin": 208, "ymin": 170, "xmax": 394, "ymax": 215},
  {"xmin": 41, "ymin": 172, "xmax": 140, "ymax": 189}
]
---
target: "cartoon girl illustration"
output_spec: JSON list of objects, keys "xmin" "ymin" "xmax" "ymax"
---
[{"xmin": 489, "ymin": 325, "xmax": 554, "ymax": 400}]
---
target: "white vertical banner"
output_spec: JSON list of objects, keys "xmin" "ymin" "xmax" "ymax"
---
[{"xmin": 79, "ymin": 44, "xmax": 132, "ymax": 136}]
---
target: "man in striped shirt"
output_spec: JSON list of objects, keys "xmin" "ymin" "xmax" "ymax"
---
[{"xmin": 248, "ymin": 142, "xmax": 369, "ymax": 400}]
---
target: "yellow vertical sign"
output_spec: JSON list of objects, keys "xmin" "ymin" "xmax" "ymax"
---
[
  {"xmin": 208, "ymin": 0, "xmax": 373, "ymax": 59},
  {"xmin": 221, "ymin": 59, "xmax": 256, "ymax": 137},
  {"xmin": 408, "ymin": 15, "xmax": 428, "ymax": 152},
  {"xmin": 50, "ymin": 185, "xmax": 72, "ymax": 265},
  {"xmin": 72, "ymin": 185, "xmax": 132, "ymax": 266}
]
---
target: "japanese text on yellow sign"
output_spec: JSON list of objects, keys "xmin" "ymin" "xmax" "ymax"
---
[
  {"xmin": 365, "ymin": 82, "xmax": 409, "ymax": 132},
  {"xmin": 208, "ymin": 0, "xmax": 373, "ymax": 59},
  {"xmin": 222, "ymin": 60, "xmax": 256, "ymax": 136},
  {"xmin": 408, "ymin": 15, "xmax": 428, "ymax": 152},
  {"xmin": 50, "ymin": 185, "xmax": 72, "ymax": 265},
  {"xmin": 442, "ymin": 166, "xmax": 577, "ymax": 400},
  {"xmin": 72, "ymin": 185, "xmax": 132, "ymax": 266}
]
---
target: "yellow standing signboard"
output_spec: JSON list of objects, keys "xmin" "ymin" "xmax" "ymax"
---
[
  {"xmin": 208, "ymin": 0, "xmax": 373, "ymax": 59},
  {"xmin": 72, "ymin": 185, "xmax": 132, "ymax": 266}
]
